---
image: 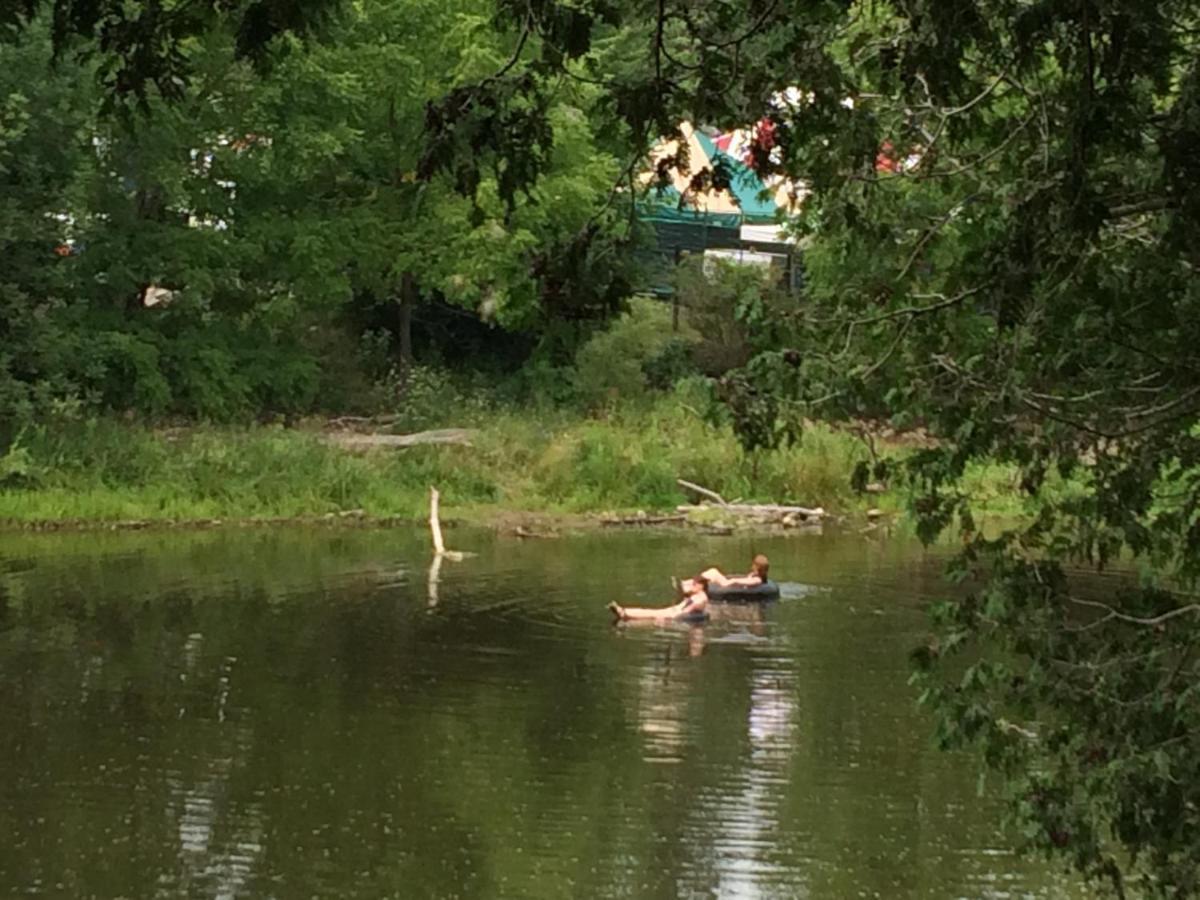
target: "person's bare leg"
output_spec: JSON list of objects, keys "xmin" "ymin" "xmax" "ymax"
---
[
  {"xmin": 619, "ymin": 605, "xmax": 677, "ymax": 620},
  {"xmin": 701, "ymin": 567, "xmax": 731, "ymax": 586}
]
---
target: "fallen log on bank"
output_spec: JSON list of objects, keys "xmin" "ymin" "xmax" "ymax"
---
[
  {"xmin": 676, "ymin": 502, "xmax": 826, "ymax": 519},
  {"xmin": 327, "ymin": 428, "xmax": 476, "ymax": 450},
  {"xmin": 327, "ymin": 413, "xmax": 403, "ymax": 428},
  {"xmin": 513, "ymin": 525, "xmax": 556, "ymax": 539},
  {"xmin": 675, "ymin": 479, "xmax": 826, "ymax": 523},
  {"xmin": 600, "ymin": 512, "xmax": 689, "ymax": 527}
]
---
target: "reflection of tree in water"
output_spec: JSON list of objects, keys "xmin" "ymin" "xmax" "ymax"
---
[
  {"xmin": 167, "ymin": 751, "xmax": 264, "ymax": 899},
  {"xmin": 631, "ymin": 625, "xmax": 707, "ymax": 764},
  {"xmin": 684, "ymin": 654, "xmax": 803, "ymax": 898},
  {"xmin": 617, "ymin": 601, "xmax": 807, "ymax": 898},
  {"xmin": 747, "ymin": 671, "xmax": 797, "ymax": 754}
]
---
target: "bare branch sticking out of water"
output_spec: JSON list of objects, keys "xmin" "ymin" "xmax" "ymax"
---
[{"xmin": 428, "ymin": 486, "xmax": 474, "ymax": 608}]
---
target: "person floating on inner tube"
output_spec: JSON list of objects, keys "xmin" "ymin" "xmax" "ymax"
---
[
  {"xmin": 609, "ymin": 574, "xmax": 710, "ymax": 622},
  {"xmin": 680, "ymin": 554, "xmax": 769, "ymax": 594}
]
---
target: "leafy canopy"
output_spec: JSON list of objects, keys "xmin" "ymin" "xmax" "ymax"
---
[{"xmin": 421, "ymin": 0, "xmax": 1200, "ymax": 896}]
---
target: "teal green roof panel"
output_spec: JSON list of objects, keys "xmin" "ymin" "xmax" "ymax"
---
[{"xmin": 691, "ymin": 130, "xmax": 780, "ymax": 224}]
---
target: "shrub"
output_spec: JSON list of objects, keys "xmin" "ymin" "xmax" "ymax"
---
[
  {"xmin": 572, "ymin": 297, "xmax": 697, "ymax": 410},
  {"xmin": 0, "ymin": 440, "xmax": 39, "ymax": 488},
  {"xmin": 384, "ymin": 365, "xmax": 496, "ymax": 431},
  {"xmin": 642, "ymin": 337, "xmax": 697, "ymax": 390},
  {"xmin": 674, "ymin": 257, "xmax": 800, "ymax": 376}
]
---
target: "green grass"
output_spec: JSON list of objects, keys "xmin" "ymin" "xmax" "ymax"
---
[{"xmin": 0, "ymin": 403, "xmax": 889, "ymax": 527}]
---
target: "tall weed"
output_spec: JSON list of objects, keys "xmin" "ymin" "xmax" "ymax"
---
[{"xmin": 0, "ymin": 401, "xmax": 877, "ymax": 524}]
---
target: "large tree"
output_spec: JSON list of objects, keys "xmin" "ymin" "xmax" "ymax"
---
[
  {"xmin": 0, "ymin": 0, "xmax": 629, "ymax": 418},
  {"xmin": 0, "ymin": 0, "xmax": 335, "ymax": 105},
  {"xmin": 421, "ymin": 1, "xmax": 1200, "ymax": 896}
]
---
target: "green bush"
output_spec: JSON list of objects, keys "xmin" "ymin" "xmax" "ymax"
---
[
  {"xmin": 0, "ymin": 440, "xmax": 39, "ymax": 489},
  {"xmin": 642, "ymin": 337, "xmax": 697, "ymax": 390},
  {"xmin": 572, "ymin": 297, "xmax": 697, "ymax": 410},
  {"xmin": 674, "ymin": 257, "xmax": 800, "ymax": 376},
  {"xmin": 531, "ymin": 420, "xmax": 678, "ymax": 510},
  {"xmin": 381, "ymin": 365, "xmax": 496, "ymax": 431}
]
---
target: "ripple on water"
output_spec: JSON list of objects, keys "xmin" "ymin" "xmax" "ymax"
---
[{"xmin": 0, "ymin": 528, "xmax": 1091, "ymax": 900}]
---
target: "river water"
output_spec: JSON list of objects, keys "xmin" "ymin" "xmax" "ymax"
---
[{"xmin": 0, "ymin": 526, "xmax": 1086, "ymax": 899}]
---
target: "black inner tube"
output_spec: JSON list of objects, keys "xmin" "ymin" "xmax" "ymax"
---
[{"xmin": 705, "ymin": 580, "xmax": 780, "ymax": 602}]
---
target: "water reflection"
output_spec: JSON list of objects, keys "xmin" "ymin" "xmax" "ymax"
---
[{"xmin": 0, "ymin": 527, "xmax": 1087, "ymax": 898}]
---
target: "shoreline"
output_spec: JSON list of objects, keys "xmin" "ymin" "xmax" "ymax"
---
[{"xmin": 0, "ymin": 506, "xmax": 849, "ymax": 537}]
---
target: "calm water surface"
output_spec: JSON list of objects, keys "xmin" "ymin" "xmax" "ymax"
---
[{"xmin": 0, "ymin": 526, "xmax": 1086, "ymax": 899}]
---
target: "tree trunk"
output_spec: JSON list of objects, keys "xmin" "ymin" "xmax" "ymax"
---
[{"xmin": 398, "ymin": 271, "xmax": 416, "ymax": 372}]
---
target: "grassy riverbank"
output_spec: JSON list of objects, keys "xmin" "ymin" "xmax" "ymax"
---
[{"xmin": 0, "ymin": 402, "xmax": 913, "ymax": 529}]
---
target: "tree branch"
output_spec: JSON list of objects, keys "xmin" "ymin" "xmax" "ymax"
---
[
  {"xmin": 1070, "ymin": 596, "xmax": 1200, "ymax": 627},
  {"xmin": 704, "ymin": 0, "xmax": 781, "ymax": 51},
  {"xmin": 853, "ymin": 285, "xmax": 985, "ymax": 327},
  {"xmin": 456, "ymin": 14, "xmax": 533, "ymax": 113},
  {"xmin": 1108, "ymin": 197, "xmax": 1174, "ymax": 218},
  {"xmin": 895, "ymin": 197, "xmax": 978, "ymax": 281},
  {"xmin": 654, "ymin": 0, "xmax": 666, "ymax": 83},
  {"xmin": 859, "ymin": 316, "xmax": 913, "ymax": 379}
]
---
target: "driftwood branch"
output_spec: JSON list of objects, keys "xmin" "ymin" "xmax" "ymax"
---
[
  {"xmin": 676, "ymin": 479, "xmax": 728, "ymax": 506},
  {"xmin": 429, "ymin": 486, "xmax": 465, "ymax": 562},
  {"xmin": 427, "ymin": 551, "xmax": 444, "ymax": 608},
  {"xmin": 1070, "ymin": 597, "xmax": 1200, "ymax": 628},
  {"xmin": 1109, "ymin": 197, "xmax": 1173, "ymax": 218},
  {"xmin": 674, "ymin": 476, "xmax": 828, "ymax": 526},
  {"xmin": 329, "ymin": 428, "xmax": 476, "ymax": 450},
  {"xmin": 997, "ymin": 718, "xmax": 1039, "ymax": 741},
  {"xmin": 327, "ymin": 413, "xmax": 402, "ymax": 428},
  {"xmin": 430, "ymin": 486, "xmax": 447, "ymax": 555},
  {"xmin": 677, "ymin": 502, "xmax": 826, "ymax": 518}
]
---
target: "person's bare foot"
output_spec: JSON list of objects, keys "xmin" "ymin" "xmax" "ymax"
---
[{"xmin": 607, "ymin": 602, "xmax": 625, "ymax": 621}]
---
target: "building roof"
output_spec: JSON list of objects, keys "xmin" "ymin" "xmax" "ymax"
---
[{"xmin": 638, "ymin": 122, "xmax": 804, "ymax": 227}]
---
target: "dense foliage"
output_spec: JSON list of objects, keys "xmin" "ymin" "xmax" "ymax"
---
[
  {"xmin": 0, "ymin": 0, "xmax": 334, "ymax": 105},
  {"xmin": 0, "ymin": 2, "xmax": 631, "ymax": 424}
]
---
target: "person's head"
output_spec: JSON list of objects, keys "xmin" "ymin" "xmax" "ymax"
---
[
  {"xmin": 751, "ymin": 554, "xmax": 769, "ymax": 579},
  {"xmin": 689, "ymin": 573, "xmax": 709, "ymax": 594}
]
